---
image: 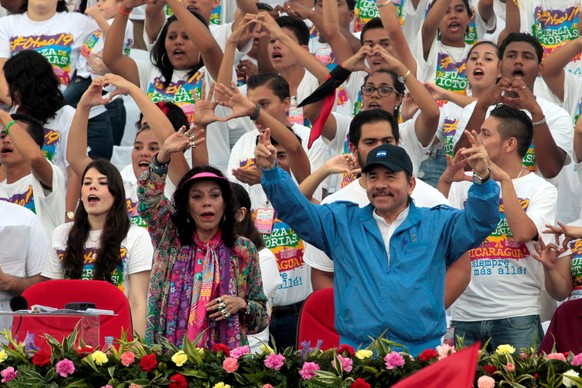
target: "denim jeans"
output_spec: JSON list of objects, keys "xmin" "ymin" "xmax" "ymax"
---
[
  {"xmin": 63, "ymin": 74, "xmax": 91, "ymax": 108},
  {"xmin": 269, "ymin": 301, "xmax": 304, "ymax": 350},
  {"xmin": 87, "ymin": 110, "xmax": 114, "ymax": 160},
  {"xmin": 105, "ymin": 98, "xmax": 126, "ymax": 146},
  {"xmin": 451, "ymin": 315, "xmax": 544, "ymax": 352},
  {"xmin": 418, "ymin": 147, "xmax": 447, "ymax": 188}
]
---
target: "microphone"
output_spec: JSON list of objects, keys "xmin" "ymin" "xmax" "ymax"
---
[
  {"xmin": 10, "ymin": 296, "xmax": 28, "ymax": 342},
  {"xmin": 10, "ymin": 295, "xmax": 28, "ymax": 312}
]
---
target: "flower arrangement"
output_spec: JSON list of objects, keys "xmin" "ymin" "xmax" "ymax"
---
[{"xmin": 1, "ymin": 328, "xmax": 582, "ymax": 387}]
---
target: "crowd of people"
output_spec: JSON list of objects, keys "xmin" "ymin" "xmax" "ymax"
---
[{"xmin": 0, "ymin": 0, "xmax": 581, "ymax": 355}]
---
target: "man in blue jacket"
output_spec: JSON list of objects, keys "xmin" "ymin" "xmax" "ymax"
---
[{"xmin": 256, "ymin": 127, "xmax": 500, "ymax": 355}]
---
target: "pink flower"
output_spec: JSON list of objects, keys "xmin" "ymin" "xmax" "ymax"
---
[
  {"xmin": 506, "ymin": 362, "xmax": 515, "ymax": 372},
  {"xmin": 0, "ymin": 367, "xmax": 17, "ymax": 383},
  {"xmin": 222, "ymin": 357, "xmax": 239, "ymax": 373},
  {"xmin": 55, "ymin": 358, "xmax": 75, "ymax": 377},
  {"xmin": 121, "ymin": 351, "xmax": 135, "ymax": 367},
  {"xmin": 264, "ymin": 354, "xmax": 285, "ymax": 370},
  {"xmin": 547, "ymin": 352, "xmax": 567, "ymax": 362},
  {"xmin": 262, "ymin": 385, "xmax": 274, "ymax": 388},
  {"xmin": 230, "ymin": 345, "xmax": 250, "ymax": 359},
  {"xmin": 477, "ymin": 375, "xmax": 495, "ymax": 388},
  {"xmin": 520, "ymin": 352, "xmax": 527, "ymax": 359},
  {"xmin": 299, "ymin": 361, "xmax": 320, "ymax": 380},
  {"xmin": 101, "ymin": 386, "xmax": 113, "ymax": 388},
  {"xmin": 384, "ymin": 352, "xmax": 405, "ymax": 370},
  {"xmin": 572, "ymin": 353, "xmax": 582, "ymax": 366},
  {"xmin": 337, "ymin": 355, "xmax": 353, "ymax": 373},
  {"xmin": 436, "ymin": 344, "xmax": 456, "ymax": 360}
]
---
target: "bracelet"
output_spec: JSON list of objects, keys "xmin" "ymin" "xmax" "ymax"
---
[
  {"xmin": 399, "ymin": 69, "xmax": 411, "ymax": 84},
  {"xmin": 151, "ymin": 153, "xmax": 169, "ymax": 175},
  {"xmin": 532, "ymin": 116, "xmax": 546, "ymax": 127},
  {"xmin": 117, "ymin": 4, "xmax": 131, "ymax": 16},
  {"xmin": 249, "ymin": 103, "xmax": 261, "ymax": 121},
  {"xmin": 4, "ymin": 120, "xmax": 15, "ymax": 135},
  {"xmin": 376, "ymin": 0, "xmax": 390, "ymax": 8}
]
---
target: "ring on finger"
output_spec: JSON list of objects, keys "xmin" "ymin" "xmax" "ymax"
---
[
  {"xmin": 216, "ymin": 297, "xmax": 222, "ymax": 303},
  {"xmin": 219, "ymin": 302, "xmax": 226, "ymax": 310}
]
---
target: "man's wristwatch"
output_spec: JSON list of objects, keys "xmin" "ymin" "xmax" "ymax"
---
[{"xmin": 472, "ymin": 168, "xmax": 491, "ymax": 184}]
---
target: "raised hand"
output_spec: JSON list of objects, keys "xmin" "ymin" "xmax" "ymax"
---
[
  {"xmin": 543, "ymin": 222, "xmax": 582, "ymax": 250},
  {"xmin": 341, "ymin": 45, "xmax": 373, "ymax": 74},
  {"xmin": 440, "ymin": 149, "xmax": 471, "ymax": 184},
  {"xmin": 78, "ymin": 78, "xmax": 112, "ymax": 109},
  {"xmin": 323, "ymin": 154, "xmax": 361, "ymax": 176},
  {"xmin": 461, "ymin": 130, "xmax": 490, "ymax": 178},
  {"xmin": 254, "ymin": 128, "xmax": 277, "ymax": 170},
  {"xmin": 102, "ymin": 73, "xmax": 136, "ymax": 98},
  {"xmin": 531, "ymin": 239, "xmax": 565, "ymax": 270},
  {"xmin": 158, "ymin": 125, "xmax": 202, "ymax": 162},
  {"xmin": 214, "ymin": 82, "xmax": 257, "ymax": 120},
  {"xmin": 193, "ymin": 83, "xmax": 228, "ymax": 127}
]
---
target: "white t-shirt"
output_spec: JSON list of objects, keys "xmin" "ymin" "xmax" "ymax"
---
[
  {"xmin": 226, "ymin": 125, "xmax": 326, "ymax": 306},
  {"xmin": 449, "ymin": 172, "xmax": 557, "ymax": 320},
  {"xmin": 0, "ymin": 162, "xmax": 65, "ymax": 239},
  {"xmin": 304, "ymin": 176, "xmax": 450, "ymax": 272},
  {"xmin": 434, "ymin": 100, "xmax": 465, "ymax": 156},
  {"xmin": 0, "ymin": 12, "xmax": 98, "ymax": 89},
  {"xmin": 42, "ymin": 105, "xmax": 75, "ymax": 182},
  {"xmin": 43, "ymin": 223, "xmax": 153, "ymax": 297},
  {"xmin": 289, "ymin": 70, "xmax": 319, "ymax": 127},
  {"xmin": 0, "ymin": 201, "xmax": 48, "ymax": 331},
  {"xmin": 76, "ymin": 18, "xmax": 133, "ymax": 79},
  {"xmin": 136, "ymin": 62, "xmax": 231, "ymax": 173},
  {"xmin": 455, "ymin": 98, "xmax": 574, "ymax": 172},
  {"xmin": 248, "ymin": 247, "xmax": 281, "ymax": 353}
]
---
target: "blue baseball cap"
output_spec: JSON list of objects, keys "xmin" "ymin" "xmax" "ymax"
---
[{"xmin": 362, "ymin": 143, "xmax": 413, "ymax": 176}]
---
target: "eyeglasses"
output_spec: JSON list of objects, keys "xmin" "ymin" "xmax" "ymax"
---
[{"xmin": 360, "ymin": 85, "xmax": 397, "ymax": 97}]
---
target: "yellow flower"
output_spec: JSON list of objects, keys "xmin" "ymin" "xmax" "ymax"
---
[
  {"xmin": 495, "ymin": 344, "xmax": 516, "ymax": 355},
  {"xmin": 92, "ymin": 350, "xmax": 109, "ymax": 365},
  {"xmin": 0, "ymin": 350, "xmax": 7, "ymax": 363},
  {"xmin": 213, "ymin": 383, "xmax": 231, "ymax": 388},
  {"xmin": 355, "ymin": 350, "xmax": 373, "ymax": 360},
  {"xmin": 260, "ymin": 344, "xmax": 274, "ymax": 354},
  {"xmin": 172, "ymin": 350, "xmax": 188, "ymax": 367}
]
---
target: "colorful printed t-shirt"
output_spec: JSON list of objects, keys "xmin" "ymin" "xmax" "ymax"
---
[
  {"xmin": 449, "ymin": 173, "xmax": 557, "ymax": 321},
  {"xmin": 43, "ymin": 223, "xmax": 153, "ymax": 297},
  {"xmin": 0, "ymin": 12, "xmax": 97, "ymax": 88},
  {"xmin": 519, "ymin": 0, "xmax": 581, "ymax": 75}
]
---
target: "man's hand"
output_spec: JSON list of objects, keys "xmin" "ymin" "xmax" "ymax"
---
[
  {"xmin": 215, "ymin": 82, "xmax": 257, "ymax": 120},
  {"xmin": 254, "ymin": 128, "xmax": 277, "ymax": 170},
  {"xmin": 232, "ymin": 166, "xmax": 262, "ymax": 185},
  {"xmin": 501, "ymin": 78, "xmax": 541, "ymax": 114},
  {"xmin": 543, "ymin": 222, "xmax": 582, "ymax": 250},
  {"xmin": 256, "ymin": 11, "xmax": 287, "ymax": 40},
  {"xmin": 461, "ymin": 130, "xmax": 490, "ymax": 178},
  {"xmin": 489, "ymin": 161, "xmax": 511, "ymax": 183},
  {"xmin": 440, "ymin": 150, "xmax": 471, "ymax": 185},
  {"xmin": 532, "ymin": 238, "xmax": 565, "ymax": 270}
]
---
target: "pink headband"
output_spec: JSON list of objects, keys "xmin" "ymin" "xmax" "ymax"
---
[{"xmin": 180, "ymin": 171, "xmax": 230, "ymax": 189}]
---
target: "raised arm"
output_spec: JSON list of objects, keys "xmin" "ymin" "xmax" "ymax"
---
[
  {"xmin": 102, "ymin": 0, "xmax": 142, "ymax": 86},
  {"xmin": 66, "ymin": 79, "xmax": 108, "ymax": 178},
  {"xmin": 318, "ymin": 0, "xmax": 357, "ymax": 65},
  {"xmin": 144, "ymin": 1, "xmax": 166, "ymax": 44},
  {"xmin": 102, "ymin": 73, "xmax": 199, "ymax": 183},
  {"xmin": 166, "ymin": 0, "xmax": 224, "ymax": 80},
  {"xmin": 257, "ymin": 11, "xmax": 329, "ymax": 82},
  {"xmin": 541, "ymin": 36, "xmax": 582, "ymax": 102},
  {"xmin": 299, "ymin": 154, "xmax": 359, "ymax": 202},
  {"xmin": 421, "ymin": 0, "xmax": 453, "ymax": 60},
  {"xmin": 373, "ymin": 44, "xmax": 438, "ymax": 146},
  {"xmin": 0, "ymin": 111, "xmax": 53, "ymax": 188},
  {"xmin": 477, "ymin": 0, "xmax": 495, "ymax": 24},
  {"xmin": 532, "ymin": 238, "xmax": 573, "ymax": 301},
  {"xmin": 378, "ymin": 1, "xmax": 417, "ymax": 76},
  {"xmin": 217, "ymin": 15, "xmax": 257, "ymax": 93},
  {"xmin": 496, "ymin": 0, "xmax": 518, "ymax": 46},
  {"xmin": 216, "ymin": 82, "xmax": 312, "ymax": 184}
]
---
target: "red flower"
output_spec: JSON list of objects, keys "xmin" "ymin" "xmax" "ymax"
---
[
  {"xmin": 337, "ymin": 344, "xmax": 355, "ymax": 357},
  {"xmin": 418, "ymin": 348, "xmax": 439, "ymax": 362},
  {"xmin": 32, "ymin": 349, "xmax": 51, "ymax": 367},
  {"xmin": 482, "ymin": 365, "xmax": 497, "ymax": 376},
  {"xmin": 139, "ymin": 354, "xmax": 158, "ymax": 372},
  {"xmin": 534, "ymin": 373, "xmax": 539, "ymax": 380},
  {"xmin": 351, "ymin": 378, "xmax": 371, "ymax": 388},
  {"xmin": 169, "ymin": 373, "xmax": 188, "ymax": 388},
  {"xmin": 212, "ymin": 343, "xmax": 231, "ymax": 357}
]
